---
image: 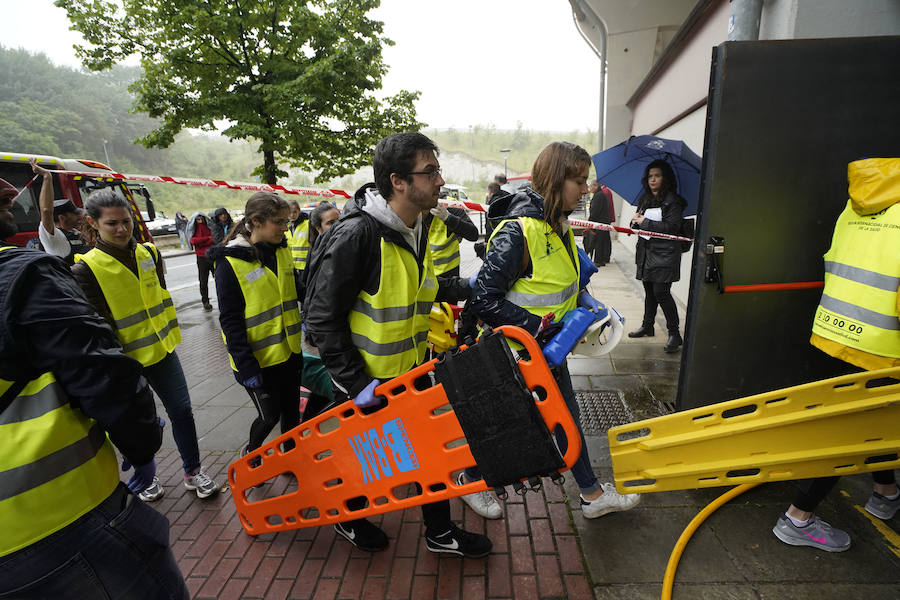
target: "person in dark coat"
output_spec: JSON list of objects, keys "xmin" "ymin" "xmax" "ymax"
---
[
  {"xmin": 627, "ymin": 160, "xmax": 686, "ymax": 353},
  {"xmin": 0, "ymin": 198, "xmax": 188, "ymax": 598},
  {"xmin": 585, "ymin": 180, "xmax": 614, "ymax": 266},
  {"xmin": 210, "ymin": 207, "xmax": 234, "ymax": 245}
]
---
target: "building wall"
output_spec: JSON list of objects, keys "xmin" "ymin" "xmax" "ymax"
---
[
  {"xmin": 611, "ymin": 0, "xmax": 900, "ymax": 307},
  {"xmin": 574, "ymin": 0, "xmax": 696, "ymax": 150},
  {"xmin": 763, "ymin": 0, "xmax": 900, "ymax": 39}
]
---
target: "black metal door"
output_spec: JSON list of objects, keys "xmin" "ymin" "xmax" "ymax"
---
[{"xmin": 677, "ymin": 36, "xmax": 900, "ymax": 410}]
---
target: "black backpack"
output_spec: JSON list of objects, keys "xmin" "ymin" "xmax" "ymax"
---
[{"xmin": 679, "ymin": 217, "xmax": 695, "ymax": 253}]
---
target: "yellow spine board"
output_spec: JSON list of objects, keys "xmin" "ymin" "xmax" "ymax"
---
[{"xmin": 608, "ymin": 367, "xmax": 900, "ymax": 493}]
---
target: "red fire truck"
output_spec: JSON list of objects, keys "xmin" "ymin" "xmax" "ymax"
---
[{"xmin": 0, "ymin": 151, "xmax": 155, "ymax": 247}]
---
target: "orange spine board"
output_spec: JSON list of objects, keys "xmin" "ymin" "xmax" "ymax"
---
[{"xmin": 228, "ymin": 326, "xmax": 581, "ymax": 535}]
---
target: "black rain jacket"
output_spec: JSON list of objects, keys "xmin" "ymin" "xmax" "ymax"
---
[
  {"xmin": 303, "ymin": 183, "xmax": 471, "ymax": 399},
  {"xmin": 633, "ymin": 190, "xmax": 686, "ymax": 283},
  {"xmin": 0, "ymin": 246, "xmax": 162, "ymax": 466},
  {"xmin": 210, "ymin": 207, "xmax": 234, "ymax": 246},
  {"xmin": 470, "ymin": 188, "xmax": 578, "ymax": 335}
]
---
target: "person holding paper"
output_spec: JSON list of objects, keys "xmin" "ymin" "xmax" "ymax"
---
[{"xmin": 628, "ymin": 160, "xmax": 686, "ymax": 353}]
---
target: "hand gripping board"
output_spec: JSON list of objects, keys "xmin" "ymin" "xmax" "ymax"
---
[
  {"xmin": 609, "ymin": 367, "xmax": 900, "ymax": 494},
  {"xmin": 228, "ymin": 325, "xmax": 581, "ymax": 535}
]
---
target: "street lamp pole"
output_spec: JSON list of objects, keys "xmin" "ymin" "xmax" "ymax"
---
[
  {"xmin": 102, "ymin": 140, "xmax": 112, "ymax": 168},
  {"xmin": 500, "ymin": 149, "xmax": 511, "ymax": 177}
]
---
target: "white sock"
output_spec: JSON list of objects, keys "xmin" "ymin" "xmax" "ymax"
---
[
  {"xmin": 882, "ymin": 490, "xmax": 900, "ymax": 500},
  {"xmin": 786, "ymin": 513, "xmax": 810, "ymax": 527}
]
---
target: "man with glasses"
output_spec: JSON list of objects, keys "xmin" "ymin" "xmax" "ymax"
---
[{"xmin": 304, "ymin": 132, "xmax": 491, "ymax": 558}]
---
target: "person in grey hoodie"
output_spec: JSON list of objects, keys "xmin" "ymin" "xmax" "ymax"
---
[{"xmin": 303, "ymin": 132, "xmax": 491, "ymax": 559}]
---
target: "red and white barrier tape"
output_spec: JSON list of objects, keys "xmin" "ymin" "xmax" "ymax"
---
[
  {"xmin": 50, "ymin": 169, "xmax": 352, "ymax": 199},
  {"xmin": 569, "ymin": 217, "xmax": 692, "ymax": 243},
  {"xmin": 439, "ymin": 199, "xmax": 486, "ymax": 212}
]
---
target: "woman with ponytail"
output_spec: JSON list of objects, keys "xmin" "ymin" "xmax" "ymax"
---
[
  {"xmin": 469, "ymin": 142, "xmax": 641, "ymax": 520},
  {"xmin": 208, "ymin": 192, "xmax": 304, "ymax": 456}
]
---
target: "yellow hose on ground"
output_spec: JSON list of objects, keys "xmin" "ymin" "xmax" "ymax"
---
[{"xmin": 661, "ymin": 483, "xmax": 760, "ymax": 600}]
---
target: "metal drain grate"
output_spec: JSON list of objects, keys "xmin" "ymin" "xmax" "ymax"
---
[{"xmin": 574, "ymin": 390, "xmax": 634, "ymax": 434}]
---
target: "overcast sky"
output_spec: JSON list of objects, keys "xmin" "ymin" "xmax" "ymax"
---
[{"xmin": 2, "ymin": 0, "xmax": 601, "ymax": 132}]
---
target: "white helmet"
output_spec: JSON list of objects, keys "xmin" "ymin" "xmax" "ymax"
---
[{"xmin": 571, "ymin": 306, "xmax": 625, "ymax": 357}]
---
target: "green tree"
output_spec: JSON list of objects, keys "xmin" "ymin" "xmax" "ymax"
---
[{"xmin": 56, "ymin": 0, "xmax": 423, "ymax": 184}]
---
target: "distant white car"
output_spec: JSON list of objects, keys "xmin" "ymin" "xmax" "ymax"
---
[{"xmin": 140, "ymin": 211, "xmax": 178, "ymax": 236}]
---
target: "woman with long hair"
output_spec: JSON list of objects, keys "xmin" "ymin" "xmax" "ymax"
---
[
  {"xmin": 627, "ymin": 159, "xmax": 687, "ymax": 352},
  {"xmin": 71, "ymin": 189, "xmax": 218, "ymax": 501},
  {"xmin": 307, "ymin": 201, "xmax": 340, "ymax": 252},
  {"xmin": 208, "ymin": 192, "xmax": 304, "ymax": 456},
  {"xmin": 469, "ymin": 141, "xmax": 640, "ymax": 519}
]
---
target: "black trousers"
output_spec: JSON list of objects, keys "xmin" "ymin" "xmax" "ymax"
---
[
  {"xmin": 245, "ymin": 355, "xmax": 302, "ymax": 451},
  {"xmin": 642, "ymin": 281, "xmax": 679, "ymax": 333},
  {"xmin": 307, "ymin": 387, "xmax": 453, "ymax": 537},
  {"xmin": 792, "ymin": 471, "xmax": 896, "ymax": 512},
  {"xmin": 197, "ymin": 256, "xmax": 212, "ymax": 303},
  {"xmin": 592, "ymin": 230, "xmax": 611, "ymax": 264}
]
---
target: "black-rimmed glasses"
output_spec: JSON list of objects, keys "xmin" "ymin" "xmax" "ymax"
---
[{"xmin": 406, "ymin": 167, "xmax": 443, "ymax": 180}]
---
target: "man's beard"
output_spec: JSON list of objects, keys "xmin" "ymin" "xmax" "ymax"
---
[{"xmin": 408, "ymin": 185, "xmax": 437, "ymax": 213}]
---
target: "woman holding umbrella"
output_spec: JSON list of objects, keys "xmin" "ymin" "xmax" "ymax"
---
[{"xmin": 627, "ymin": 159, "xmax": 687, "ymax": 353}]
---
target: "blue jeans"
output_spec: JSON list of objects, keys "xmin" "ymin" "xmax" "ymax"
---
[
  {"xmin": 0, "ymin": 484, "xmax": 189, "ymax": 599},
  {"xmin": 143, "ymin": 352, "xmax": 201, "ymax": 475},
  {"xmin": 463, "ymin": 361, "xmax": 600, "ymax": 495},
  {"xmin": 552, "ymin": 361, "xmax": 601, "ymax": 495},
  {"xmin": 177, "ymin": 230, "xmax": 189, "ymax": 249}
]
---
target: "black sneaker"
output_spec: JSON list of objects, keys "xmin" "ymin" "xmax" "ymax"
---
[
  {"xmin": 334, "ymin": 519, "xmax": 389, "ymax": 552},
  {"xmin": 426, "ymin": 524, "xmax": 492, "ymax": 558}
]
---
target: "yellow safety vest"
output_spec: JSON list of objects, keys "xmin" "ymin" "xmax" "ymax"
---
[
  {"xmin": 76, "ymin": 243, "xmax": 181, "ymax": 367},
  {"xmin": 812, "ymin": 200, "xmax": 900, "ymax": 358},
  {"xmin": 288, "ymin": 220, "xmax": 311, "ymax": 271},
  {"xmin": 429, "ymin": 217, "xmax": 461, "ymax": 276},
  {"xmin": 349, "ymin": 238, "xmax": 438, "ymax": 379},
  {"xmin": 223, "ymin": 244, "xmax": 303, "ymax": 370},
  {"xmin": 490, "ymin": 217, "xmax": 580, "ymax": 321},
  {"xmin": 0, "ymin": 371, "xmax": 119, "ymax": 557}
]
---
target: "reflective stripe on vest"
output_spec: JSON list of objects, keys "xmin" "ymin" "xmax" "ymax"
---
[
  {"xmin": 223, "ymin": 245, "xmax": 302, "ymax": 370},
  {"xmin": 0, "ymin": 372, "xmax": 118, "ymax": 557},
  {"xmin": 428, "ymin": 218, "xmax": 460, "ymax": 275},
  {"xmin": 76, "ymin": 243, "xmax": 181, "ymax": 366},
  {"xmin": 812, "ymin": 200, "xmax": 900, "ymax": 357},
  {"xmin": 491, "ymin": 217, "xmax": 580, "ymax": 319},
  {"xmin": 289, "ymin": 221, "xmax": 311, "ymax": 271},
  {"xmin": 349, "ymin": 238, "xmax": 438, "ymax": 379}
]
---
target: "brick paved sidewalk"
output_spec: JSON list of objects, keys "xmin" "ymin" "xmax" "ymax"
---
[{"xmin": 144, "ymin": 448, "xmax": 594, "ymax": 600}]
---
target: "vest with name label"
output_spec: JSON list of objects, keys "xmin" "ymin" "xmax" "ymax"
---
[{"xmin": 222, "ymin": 244, "xmax": 303, "ymax": 369}]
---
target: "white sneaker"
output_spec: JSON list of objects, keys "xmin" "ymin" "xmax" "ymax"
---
[
  {"xmin": 184, "ymin": 469, "xmax": 219, "ymax": 499},
  {"xmin": 457, "ymin": 472, "xmax": 503, "ymax": 519},
  {"xmin": 580, "ymin": 482, "xmax": 640, "ymax": 519},
  {"xmin": 137, "ymin": 477, "xmax": 165, "ymax": 502}
]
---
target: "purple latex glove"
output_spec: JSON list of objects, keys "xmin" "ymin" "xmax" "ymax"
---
[
  {"xmin": 352, "ymin": 379, "xmax": 381, "ymax": 408},
  {"xmin": 242, "ymin": 374, "xmax": 263, "ymax": 389},
  {"xmin": 578, "ymin": 291, "xmax": 605, "ymax": 314},
  {"xmin": 121, "ymin": 458, "xmax": 157, "ymax": 494}
]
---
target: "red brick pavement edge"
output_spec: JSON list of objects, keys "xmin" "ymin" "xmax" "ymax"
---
[{"xmin": 145, "ymin": 449, "xmax": 595, "ymax": 600}]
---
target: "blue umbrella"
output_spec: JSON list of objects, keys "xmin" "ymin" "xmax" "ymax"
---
[{"xmin": 592, "ymin": 135, "xmax": 702, "ymax": 216}]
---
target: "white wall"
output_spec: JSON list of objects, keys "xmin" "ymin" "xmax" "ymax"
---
[
  {"xmin": 629, "ymin": 1, "xmax": 729, "ymax": 135},
  {"xmin": 575, "ymin": 0, "xmax": 697, "ymax": 150},
  {"xmin": 762, "ymin": 0, "xmax": 900, "ymax": 39}
]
